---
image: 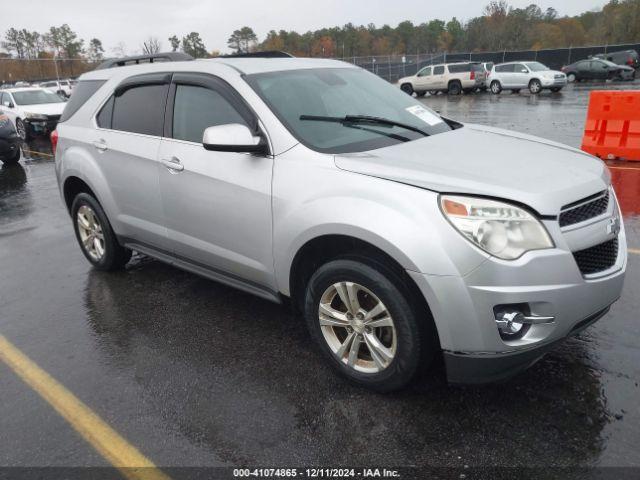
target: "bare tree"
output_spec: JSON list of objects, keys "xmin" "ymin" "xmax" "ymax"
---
[{"xmin": 142, "ymin": 37, "xmax": 162, "ymax": 55}]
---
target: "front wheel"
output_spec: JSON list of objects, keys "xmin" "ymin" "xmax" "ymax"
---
[
  {"xmin": 15, "ymin": 118, "xmax": 28, "ymax": 141},
  {"xmin": 71, "ymin": 193, "xmax": 132, "ymax": 271},
  {"xmin": 490, "ymin": 81, "xmax": 502, "ymax": 94},
  {"xmin": 400, "ymin": 83, "xmax": 414, "ymax": 96},
  {"xmin": 304, "ymin": 258, "xmax": 433, "ymax": 392},
  {"xmin": 529, "ymin": 79, "xmax": 542, "ymax": 94}
]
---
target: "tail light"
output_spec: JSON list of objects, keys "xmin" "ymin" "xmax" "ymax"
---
[
  {"xmin": 50, "ymin": 130, "xmax": 59, "ymax": 155},
  {"xmin": 470, "ymin": 70, "xmax": 476, "ymax": 80},
  {"xmin": 627, "ymin": 58, "xmax": 634, "ymax": 66}
]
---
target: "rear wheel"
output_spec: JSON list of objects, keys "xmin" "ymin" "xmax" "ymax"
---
[
  {"xmin": 528, "ymin": 79, "xmax": 542, "ymax": 94},
  {"xmin": 304, "ymin": 258, "xmax": 434, "ymax": 392},
  {"xmin": 71, "ymin": 193, "xmax": 131, "ymax": 271},
  {"xmin": 490, "ymin": 81, "xmax": 502, "ymax": 94},
  {"xmin": 448, "ymin": 81, "xmax": 462, "ymax": 95},
  {"xmin": 400, "ymin": 83, "xmax": 414, "ymax": 96},
  {"xmin": 567, "ymin": 73, "xmax": 576, "ymax": 83}
]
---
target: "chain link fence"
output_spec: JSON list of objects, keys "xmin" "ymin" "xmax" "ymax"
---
[{"xmin": 338, "ymin": 42, "xmax": 640, "ymax": 83}]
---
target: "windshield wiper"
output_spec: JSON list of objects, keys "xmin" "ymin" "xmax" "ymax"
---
[{"xmin": 300, "ymin": 114, "xmax": 430, "ymax": 137}]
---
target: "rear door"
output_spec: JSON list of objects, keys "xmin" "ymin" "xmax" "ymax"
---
[
  {"xmin": 431, "ymin": 65, "xmax": 446, "ymax": 90},
  {"xmin": 92, "ymin": 73, "xmax": 171, "ymax": 250},
  {"xmin": 157, "ymin": 73, "xmax": 275, "ymax": 289},
  {"xmin": 512, "ymin": 63, "xmax": 530, "ymax": 88}
]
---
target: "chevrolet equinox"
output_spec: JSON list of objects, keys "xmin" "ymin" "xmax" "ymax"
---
[{"xmin": 54, "ymin": 57, "xmax": 627, "ymax": 391}]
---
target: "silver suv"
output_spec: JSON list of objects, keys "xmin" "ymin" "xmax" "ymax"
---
[{"xmin": 54, "ymin": 57, "xmax": 626, "ymax": 391}]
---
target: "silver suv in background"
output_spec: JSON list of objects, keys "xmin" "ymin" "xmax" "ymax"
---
[
  {"xmin": 488, "ymin": 61, "xmax": 567, "ymax": 94},
  {"xmin": 54, "ymin": 57, "xmax": 626, "ymax": 391},
  {"xmin": 398, "ymin": 62, "xmax": 486, "ymax": 96}
]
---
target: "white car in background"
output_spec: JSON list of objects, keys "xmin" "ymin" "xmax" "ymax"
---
[
  {"xmin": 39, "ymin": 79, "xmax": 75, "ymax": 98},
  {"xmin": 0, "ymin": 87, "xmax": 67, "ymax": 140},
  {"xmin": 488, "ymin": 61, "xmax": 567, "ymax": 94}
]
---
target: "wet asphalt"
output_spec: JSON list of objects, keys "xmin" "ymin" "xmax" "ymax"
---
[{"xmin": 1, "ymin": 80, "xmax": 639, "ymax": 473}]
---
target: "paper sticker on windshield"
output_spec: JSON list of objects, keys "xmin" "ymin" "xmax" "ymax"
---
[{"xmin": 405, "ymin": 105, "xmax": 442, "ymax": 126}]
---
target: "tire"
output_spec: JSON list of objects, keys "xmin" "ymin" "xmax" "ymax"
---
[
  {"xmin": 528, "ymin": 79, "xmax": 542, "ymax": 94},
  {"xmin": 490, "ymin": 81, "xmax": 502, "ymax": 94},
  {"xmin": 415, "ymin": 91, "xmax": 426, "ymax": 97},
  {"xmin": 447, "ymin": 81, "xmax": 462, "ymax": 95},
  {"xmin": 303, "ymin": 258, "xmax": 434, "ymax": 392},
  {"xmin": 71, "ymin": 193, "xmax": 132, "ymax": 271},
  {"xmin": 0, "ymin": 146, "xmax": 21, "ymax": 166},
  {"xmin": 400, "ymin": 83, "xmax": 414, "ymax": 96},
  {"xmin": 550, "ymin": 87, "xmax": 562, "ymax": 92},
  {"xmin": 511, "ymin": 89, "xmax": 521, "ymax": 94},
  {"xmin": 567, "ymin": 73, "xmax": 576, "ymax": 83},
  {"xmin": 15, "ymin": 118, "xmax": 28, "ymax": 141}
]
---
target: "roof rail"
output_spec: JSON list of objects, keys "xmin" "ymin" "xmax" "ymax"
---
[
  {"xmin": 95, "ymin": 52, "xmax": 194, "ymax": 70},
  {"xmin": 219, "ymin": 51, "xmax": 294, "ymax": 58}
]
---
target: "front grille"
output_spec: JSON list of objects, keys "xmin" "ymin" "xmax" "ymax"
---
[
  {"xmin": 559, "ymin": 192, "xmax": 609, "ymax": 227},
  {"xmin": 573, "ymin": 238, "xmax": 618, "ymax": 275}
]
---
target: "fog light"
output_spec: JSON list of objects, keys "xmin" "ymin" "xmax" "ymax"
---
[{"xmin": 494, "ymin": 307, "xmax": 555, "ymax": 341}]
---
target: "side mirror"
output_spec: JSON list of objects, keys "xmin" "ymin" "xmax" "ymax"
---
[{"xmin": 202, "ymin": 124, "xmax": 268, "ymax": 154}]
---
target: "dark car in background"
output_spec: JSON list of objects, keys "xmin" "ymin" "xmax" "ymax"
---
[
  {"xmin": 0, "ymin": 113, "xmax": 21, "ymax": 165},
  {"xmin": 561, "ymin": 58, "xmax": 635, "ymax": 82},
  {"xmin": 591, "ymin": 49, "xmax": 639, "ymax": 69}
]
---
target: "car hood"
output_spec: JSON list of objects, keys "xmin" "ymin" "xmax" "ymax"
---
[
  {"xmin": 19, "ymin": 102, "xmax": 66, "ymax": 115},
  {"xmin": 334, "ymin": 124, "xmax": 609, "ymax": 215}
]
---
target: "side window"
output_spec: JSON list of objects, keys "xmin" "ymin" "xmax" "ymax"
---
[
  {"xmin": 515, "ymin": 64, "xmax": 528, "ymax": 73},
  {"xmin": 417, "ymin": 67, "xmax": 431, "ymax": 77},
  {"xmin": 433, "ymin": 65, "xmax": 444, "ymax": 75},
  {"xmin": 96, "ymin": 96, "xmax": 114, "ymax": 128},
  {"xmin": 60, "ymin": 80, "xmax": 106, "ymax": 123},
  {"xmin": 111, "ymin": 84, "xmax": 168, "ymax": 136},
  {"xmin": 171, "ymin": 84, "xmax": 248, "ymax": 143}
]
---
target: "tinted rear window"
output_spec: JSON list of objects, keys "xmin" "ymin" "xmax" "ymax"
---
[
  {"xmin": 59, "ymin": 80, "xmax": 106, "ymax": 122},
  {"xmin": 433, "ymin": 66, "xmax": 445, "ymax": 75},
  {"xmin": 448, "ymin": 64, "xmax": 472, "ymax": 73},
  {"xmin": 111, "ymin": 84, "xmax": 168, "ymax": 136}
]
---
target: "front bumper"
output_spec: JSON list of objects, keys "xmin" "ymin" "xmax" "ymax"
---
[
  {"xmin": 542, "ymin": 77, "xmax": 567, "ymax": 88},
  {"xmin": 408, "ymin": 199, "xmax": 627, "ymax": 385},
  {"xmin": 25, "ymin": 118, "xmax": 59, "ymax": 135}
]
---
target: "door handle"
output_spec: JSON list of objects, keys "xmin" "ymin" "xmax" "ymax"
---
[
  {"xmin": 162, "ymin": 157, "xmax": 184, "ymax": 173},
  {"xmin": 92, "ymin": 139, "xmax": 107, "ymax": 151}
]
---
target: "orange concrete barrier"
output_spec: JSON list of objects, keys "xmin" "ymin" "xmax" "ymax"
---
[{"xmin": 581, "ymin": 90, "xmax": 640, "ymax": 161}]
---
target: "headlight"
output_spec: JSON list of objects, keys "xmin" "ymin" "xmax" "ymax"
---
[
  {"xmin": 440, "ymin": 195, "xmax": 554, "ymax": 260},
  {"xmin": 24, "ymin": 112, "xmax": 48, "ymax": 120}
]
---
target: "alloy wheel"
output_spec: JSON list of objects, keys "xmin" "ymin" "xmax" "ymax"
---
[
  {"xmin": 318, "ymin": 281, "xmax": 397, "ymax": 373},
  {"xmin": 15, "ymin": 119, "xmax": 26, "ymax": 140},
  {"xmin": 76, "ymin": 205, "xmax": 105, "ymax": 261}
]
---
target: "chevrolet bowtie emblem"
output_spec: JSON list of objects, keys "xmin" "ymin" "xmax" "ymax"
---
[{"xmin": 607, "ymin": 217, "xmax": 621, "ymax": 236}]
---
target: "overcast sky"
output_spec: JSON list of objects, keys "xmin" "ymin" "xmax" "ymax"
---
[{"xmin": 2, "ymin": 0, "xmax": 608, "ymax": 55}]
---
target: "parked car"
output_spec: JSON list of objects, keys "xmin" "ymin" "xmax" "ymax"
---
[
  {"xmin": 0, "ymin": 113, "xmax": 21, "ymax": 165},
  {"xmin": 591, "ymin": 49, "xmax": 639, "ymax": 69},
  {"xmin": 562, "ymin": 59, "xmax": 636, "ymax": 82},
  {"xmin": 398, "ymin": 62, "xmax": 486, "ymax": 96},
  {"xmin": 488, "ymin": 61, "xmax": 566, "ymax": 94},
  {"xmin": 54, "ymin": 57, "xmax": 626, "ymax": 391},
  {"xmin": 0, "ymin": 87, "xmax": 67, "ymax": 140},
  {"xmin": 39, "ymin": 79, "xmax": 74, "ymax": 98}
]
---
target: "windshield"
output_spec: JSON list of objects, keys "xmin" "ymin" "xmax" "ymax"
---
[
  {"xmin": 12, "ymin": 89, "xmax": 65, "ymax": 106},
  {"xmin": 600, "ymin": 60, "xmax": 618, "ymax": 67},
  {"xmin": 524, "ymin": 62, "xmax": 549, "ymax": 72},
  {"xmin": 246, "ymin": 68, "xmax": 452, "ymax": 154}
]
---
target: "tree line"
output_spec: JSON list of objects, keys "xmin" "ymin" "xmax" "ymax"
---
[{"xmin": 1, "ymin": 0, "xmax": 639, "ymax": 64}]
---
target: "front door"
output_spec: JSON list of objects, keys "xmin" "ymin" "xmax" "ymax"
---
[
  {"xmin": 157, "ymin": 73, "xmax": 275, "ymax": 289},
  {"xmin": 414, "ymin": 67, "xmax": 432, "ymax": 91}
]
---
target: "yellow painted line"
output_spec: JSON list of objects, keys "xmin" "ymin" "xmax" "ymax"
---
[
  {"xmin": 22, "ymin": 149, "xmax": 54, "ymax": 158},
  {"xmin": 629, "ymin": 248, "xmax": 640, "ymax": 255},
  {"xmin": 0, "ymin": 334, "xmax": 170, "ymax": 480}
]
